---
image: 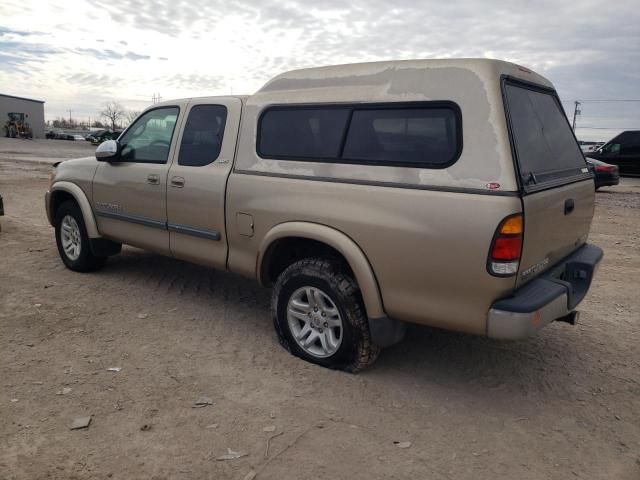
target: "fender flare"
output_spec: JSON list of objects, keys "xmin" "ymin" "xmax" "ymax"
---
[
  {"xmin": 49, "ymin": 181, "xmax": 101, "ymax": 238},
  {"xmin": 257, "ymin": 221, "xmax": 385, "ymax": 319}
]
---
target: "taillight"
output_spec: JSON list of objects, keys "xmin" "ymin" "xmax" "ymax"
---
[
  {"xmin": 488, "ymin": 214, "xmax": 523, "ymax": 276},
  {"xmin": 595, "ymin": 165, "xmax": 617, "ymax": 173}
]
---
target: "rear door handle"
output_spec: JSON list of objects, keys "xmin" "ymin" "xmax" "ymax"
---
[
  {"xmin": 564, "ymin": 198, "xmax": 575, "ymax": 215},
  {"xmin": 170, "ymin": 176, "xmax": 185, "ymax": 188},
  {"xmin": 147, "ymin": 174, "xmax": 160, "ymax": 185}
]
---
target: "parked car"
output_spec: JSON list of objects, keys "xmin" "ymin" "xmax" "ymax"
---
[
  {"xmin": 45, "ymin": 59, "xmax": 602, "ymax": 372},
  {"xmin": 90, "ymin": 130, "xmax": 121, "ymax": 145},
  {"xmin": 586, "ymin": 130, "xmax": 640, "ymax": 176},
  {"xmin": 71, "ymin": 134, "xmax": 86, "ymax": 141},
  {"xmin": 586, "ymin": 158, "xmax": 619, "ymax": 189},
  {"xmin": 579, "ymin": 141, "xmax": 604, "ymax": 154},
  {"xmin": 85, "ymin": 130, "xmax": 108, "ymax": 143},
  {"xmin": 46, "ymin": 129, "xmax": 65, "ymax": 139}
]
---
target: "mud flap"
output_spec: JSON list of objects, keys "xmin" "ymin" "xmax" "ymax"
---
[{"xmin": 369, "ymin": 316, "xmax": 406, "ymax": 348}]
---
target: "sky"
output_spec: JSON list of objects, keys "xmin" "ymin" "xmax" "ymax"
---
[{"xmin": 1, "ymin": 0, "xmax": 639, "ymax": 141}]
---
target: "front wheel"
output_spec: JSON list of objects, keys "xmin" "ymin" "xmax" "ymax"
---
[
  {"xmin": 272, "ymin": 258, "xmax": 380, "ymax": 372},
  {"xmin": 55, "ymin": 200, "xmax": 107, "ymax": 272}
]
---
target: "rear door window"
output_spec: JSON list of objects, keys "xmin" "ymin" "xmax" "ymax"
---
[
  {"xmin": 619, "ymin": 132, "xmax": 640, "ymax": 155},
  {"xmin": 504, "ymin": 81, "xmax": 588, "ymax": 188},
  {"xmin": 178, "ymin": 105, "xmax": 228, "ymax": 167}
]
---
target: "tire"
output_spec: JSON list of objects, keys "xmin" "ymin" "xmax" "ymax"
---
[
  {"xmin": 272, "ymin": 258, "xmax": 380, "ymax": 372},
  {"xmin": 54, "ymin": 200, "xmax": 107, "ymax": 272}
]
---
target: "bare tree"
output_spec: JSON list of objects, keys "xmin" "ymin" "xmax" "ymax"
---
[
  {"xmin": 100, "ymin": 101, "xmax": 125, "ymax": 131},
  {"xmin": 125, "ymin": 110, "xmax": 141, "ymax": 126}
]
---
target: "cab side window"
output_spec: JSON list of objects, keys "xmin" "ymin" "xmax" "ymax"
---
[
  {"xmin": 620, "ymin": 133, "xmax": 640, "ymax": 155},
  {"xmin": 178, "ymin": 105, "xmax": 228, "ymax": 167},
  {"xmin": 119, "ymin": 107, "xmax": 179, "ymax": 163}
]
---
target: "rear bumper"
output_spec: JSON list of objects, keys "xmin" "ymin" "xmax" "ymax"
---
[
  {"xmin": 595, "ymin": 174, "xmax": 619, "ymax": 188},
  {"xmin": 487, "ymin": 244, "xmax": 603, "ymax": 340}
]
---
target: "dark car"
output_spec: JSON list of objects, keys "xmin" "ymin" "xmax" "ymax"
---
[
  {"xmin": 586, "ymin": 130, "xmax": 640, "ymax": 176},
  {"xmin": 85, "ymin": 130, "xmax": 108, "ymax": 142},
  {"xmin": 586, "ymin": 158, "xmax": 619, "ymax": 189},
  {"xmin": 90, "ymin": 130, "xmax": 122, "ymax": 145},
  {"xmin": 46, "ymin": 129, "xmax": 65, "ymax": 139}
]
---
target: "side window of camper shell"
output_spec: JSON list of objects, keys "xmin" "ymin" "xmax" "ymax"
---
[{"xmin": 257, "ymin": 102, "xmax": 462, "ymax": 168}]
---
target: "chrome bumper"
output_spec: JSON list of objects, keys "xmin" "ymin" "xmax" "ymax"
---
[{"xmin": 487, "ymin": 244, "xmax": 603, "ymax": 340}]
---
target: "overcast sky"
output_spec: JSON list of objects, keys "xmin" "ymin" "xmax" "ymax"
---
[{"xmin": 1, "ymin": 0, "xmax": 639, "ymax": 140}]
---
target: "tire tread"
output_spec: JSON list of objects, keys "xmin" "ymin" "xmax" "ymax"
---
[{"xmin": 272, "ymin": 257, "xmax": 380, "ymax": 373}]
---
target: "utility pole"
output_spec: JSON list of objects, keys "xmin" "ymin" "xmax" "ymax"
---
[
  {"xmin": 571, "ymin": 101, "xmax": 581, "ymax": 130},
  {"xmin": 67, "ymin": 110, "xmax": 73, "ymax": 126}
]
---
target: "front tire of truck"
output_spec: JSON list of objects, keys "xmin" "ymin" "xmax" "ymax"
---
[
  {"xmin": 272, "ymin": 258, "xmax": 380, "ymax": 373},
  {"xmin": 55, "ymin": 200, "xmax": 107, "ymax": 272}
]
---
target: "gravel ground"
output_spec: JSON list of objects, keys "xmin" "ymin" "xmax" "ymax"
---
[{"xmin": 0, "ymin": 137, "xmax": 639, "ymax": 479}]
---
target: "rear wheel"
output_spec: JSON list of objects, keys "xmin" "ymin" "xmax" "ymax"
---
[
  {"xmin": 272, "ymin": 258, "xmax": 379, "ymax": 372},
  {"xmin": 55, "ymin": 200, "xmax": 107, "ymax": 272}
]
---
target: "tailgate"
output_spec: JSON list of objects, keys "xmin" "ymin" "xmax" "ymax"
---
[
  {"xmin": 502, "ymin": 78, "xmax": 595, "ymax": 287},
  {"xmin": 518, "ymin": 180, "xmax": 594, "ymax": 287}
]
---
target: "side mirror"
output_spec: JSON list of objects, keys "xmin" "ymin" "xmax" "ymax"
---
[{"xmin": 96, "ymin": 140, "xmax": 120, "ymax": 161}]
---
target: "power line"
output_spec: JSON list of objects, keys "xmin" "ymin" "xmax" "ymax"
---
[
  {"xmin": 575, "ymin": 126, "xmax": 640, "ymax": 130},
  {"xmin": 576, "ymin": 99, "xmax": 640, "ymax": 103}
]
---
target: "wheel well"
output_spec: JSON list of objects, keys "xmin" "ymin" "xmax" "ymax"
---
[
  {"xmin": 261, "ymin": 237, "xmax": 354, "ymax": 286},
  {"xmin": 50, "ymin": 191, "xmax": 76, "ymax": 220}
]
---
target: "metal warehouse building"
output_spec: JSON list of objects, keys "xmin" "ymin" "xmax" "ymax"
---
[{"xmin": 0, "ymin": 93, "xmax": 45, "ymax": 139}]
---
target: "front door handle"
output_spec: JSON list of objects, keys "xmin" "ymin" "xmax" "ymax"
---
[
  {"xmin": 147, "ymin": 174, "xmax": 160, "ymax": 185},
  {"xmin": 170, "ymin": 176, "xmax": 185, "ymax": 188}
]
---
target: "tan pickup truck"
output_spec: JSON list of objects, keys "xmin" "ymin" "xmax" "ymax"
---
[{"xmin": 45, "ymin": 59, "xmax": 602, "ymax": 372}]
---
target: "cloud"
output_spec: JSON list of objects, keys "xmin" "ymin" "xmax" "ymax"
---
[
  {"xmin": 0, "ymin": 26, "xmax": 35, "ymax": 37},
  {"xmin": 164, "ymin": 74, "xmax": 225, "ymax": 91},
  {"xmin": 75, "ymin": 48, "xmax": 151, "ymax": 61},
  {"xmin": 0, "ymin": 39, "xmax": 64, "ymax": 74},
  {"xmin": 0, "ymin": 40, "xmax": 63, "ymax": 57},
  {"xmin": 67, "ymin": 73, "xmax": 124, "ymax": 89}
]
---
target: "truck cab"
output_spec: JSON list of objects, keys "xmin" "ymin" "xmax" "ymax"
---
[
  {"xmin": 586, "ymin": 130, "xmax": 640, "ymax": 176},
  {"xmin": 90, "ymin": 97, "xmax": 242, "ymax": 268}
]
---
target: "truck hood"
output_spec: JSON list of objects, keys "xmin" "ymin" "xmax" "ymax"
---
[
  {"xmin": 56, "ymin": 156, "xmax": 97, "ymax": 169},
  {"xmin": 53, "ymin": 156, "xmax": 99, "ymax": 186}
]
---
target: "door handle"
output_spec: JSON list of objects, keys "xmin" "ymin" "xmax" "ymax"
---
[
  {"xmin": 170, "ymin": 176, "xmax": 185, "ymax": 188},
  {"xmin": 147, "ymin": 174, "xmax": 160, "ymax": 185},
  {"xmin": 564, "ymin": 198, "xmax": 575, "ymax": 215}
]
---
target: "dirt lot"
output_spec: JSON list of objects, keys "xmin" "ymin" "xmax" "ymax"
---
[{"xmin": 1, "ymin": 137, "xmax": 639, "ymax": 479}]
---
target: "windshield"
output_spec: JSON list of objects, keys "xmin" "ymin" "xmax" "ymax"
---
[{"xmin": 504, "ymin": 81, "xmax": 588, "ymax": 188}]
